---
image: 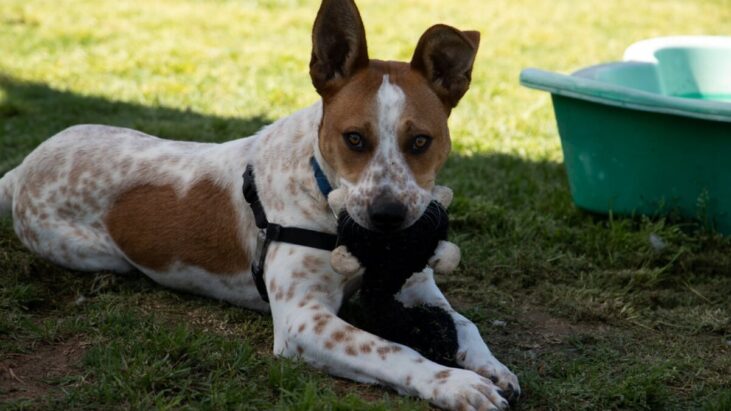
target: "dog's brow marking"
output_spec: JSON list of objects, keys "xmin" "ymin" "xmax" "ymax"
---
[{"xmin": 376, "ymin": 75, "xmax": 406, "ymax": 159}]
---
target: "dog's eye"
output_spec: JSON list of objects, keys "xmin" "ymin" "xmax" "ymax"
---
[
  {"xmin": 410, "ymin": 135, "xmax": 432, "ymax": 154},
  {"xmin": 343, "ymin": 132, "xmax": 365, "ymax": 152}
]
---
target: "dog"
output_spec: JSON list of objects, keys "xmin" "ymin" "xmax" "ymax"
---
[{"xmin": 0, "ymin": 0, "xmax": 520, "ymax": 409}]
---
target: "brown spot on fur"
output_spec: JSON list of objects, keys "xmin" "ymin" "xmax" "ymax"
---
[
  {"xmin": 313, "ymin": 313, "xmax": 331, "ymax": 321},
  {"xmin": 332, "ymin": 330, "xmax": 346, "ymax": 342},
  {"xmin": 287, "ymin": 177, "xmax": 298, "ymax": 195},
  {"xmin": 105, "ymin": 179, "xmax": 249, "ymax": 274},
  {"xmin": 435, "ymin": 370, "xmax": 451, "ymax": 380},
  {"xmin": 303, "ymin": 255, "xmax": 324, "ymax": 272},
  {"xmin": 360, "ymin": 343, "xmax": 372, "ymax": 354},
  {"xmin": 313, "ymin": 313, "xmax": 332, "ymax": 335},
  {"xmin": 325, "ymin": 340, "xmax": 335, "ymax": 349},
  {"xmin": 271, "ymin": 199, "xmax": 285, "ymax": 211},
  {"xmin": 301, "ymin": 208, "xmax": 313, "ymax": 220},
  {"xmin": 310, "ymin": 283, "xmax": 330, "ymax": 294},
  {"xmin": 297, "ymin": 345, "xmax": 304, "ymax": 354},
  {"xmin": 298, "ymin": 324, "xmax": 306, "ymax": 333},
  {"xmin": 314, "ymin": 321, "xmax": 328, "ymax": 335},
  {"xmin": 345, "ymin": 345, "xmax": 357, "ymax": 356}
]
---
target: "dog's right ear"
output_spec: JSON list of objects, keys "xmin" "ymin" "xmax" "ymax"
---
[{"xmin": 310, "ymin": 0, "xmax": 369, "ymax": 100}]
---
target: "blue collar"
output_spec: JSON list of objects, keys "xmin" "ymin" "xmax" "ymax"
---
[{"xmin": 310, "ymin": 156, "xmax": 333, "ymax": 198}]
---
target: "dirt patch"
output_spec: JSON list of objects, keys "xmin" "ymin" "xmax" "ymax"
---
[
  {"xmin": 477, "ymin": 303, "xmax": 613, "ymax": 357},
  {"xmin": 0, "ymin": 337, "xmax": 88, "ymax": 402},
  {"xmin": 516, "ymin": 308, "xmax": 608, "ymax": 347},
  {"xmin": 330, "ymin": 377, "xmax": 392, "ymax": 403}
]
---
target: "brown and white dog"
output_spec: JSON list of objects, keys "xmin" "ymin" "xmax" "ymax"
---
[{"xmin": 0, "ymin": 0, "xmax": 519, "ymax": 409}]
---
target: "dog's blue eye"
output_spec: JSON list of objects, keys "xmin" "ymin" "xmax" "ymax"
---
[
  {"xmin": 410, "ymin": 135, "xmax": 432, "ymax": 154},
  {"xmin": 343, "ymin": 132, "xmax": 365, "ymax": 151}
]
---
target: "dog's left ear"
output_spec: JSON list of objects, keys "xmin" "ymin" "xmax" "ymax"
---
[
  {"xmin": 411, "ymin": 25, "xmax": 480, "ymax": 110},
  {"xmin": 310, "ymin": 0, "xmax": 369, "ymax": 100}
]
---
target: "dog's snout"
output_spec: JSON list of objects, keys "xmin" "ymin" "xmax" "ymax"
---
[{"xmin": 368, "ymin": 200, "xmax": 407, "ymax": 231}]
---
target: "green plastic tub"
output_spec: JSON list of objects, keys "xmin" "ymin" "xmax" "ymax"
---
[{"xmin": 520, "ymin": 36, "xmax": 731, "ymax": 233}]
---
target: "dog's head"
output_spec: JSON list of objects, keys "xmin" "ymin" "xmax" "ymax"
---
[{"xmin": 311, "ymin": 0, "xmax": 479, "ymax": 232}]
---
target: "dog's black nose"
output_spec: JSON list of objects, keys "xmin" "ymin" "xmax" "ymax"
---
[{"xmin": 368, "ymin": 201, "xmax": 407, "ymax": 231}]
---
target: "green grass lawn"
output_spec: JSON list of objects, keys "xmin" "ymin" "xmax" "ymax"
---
[{"xmin": 1, "ymin": 0, "xmax": 730, "ymax": 409}]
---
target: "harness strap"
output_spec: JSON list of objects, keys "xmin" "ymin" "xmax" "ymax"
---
[
  {"xmin": 242, "ymin": 166, "xmax": 268, "ymax": 229},
  {"xmin": 242, "ymin": 162, "xmax": 337, "ymax": 302}
]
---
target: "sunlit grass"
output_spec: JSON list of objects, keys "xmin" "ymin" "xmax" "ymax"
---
[{"xmin": 1, "ymin": 0, "xmax": 730, "ymax": 410}]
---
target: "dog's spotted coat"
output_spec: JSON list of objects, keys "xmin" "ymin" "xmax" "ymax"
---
[{"xmin": 0, "ymin": 1, "xmax": 519, "ymax": 409}]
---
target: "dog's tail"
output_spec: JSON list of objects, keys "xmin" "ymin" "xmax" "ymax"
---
[{"xmin": 0, "ymin": 168, "xmax": 17, "ymax": 216}]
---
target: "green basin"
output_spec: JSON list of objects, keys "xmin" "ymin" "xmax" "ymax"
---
[{"xmin": 520, "ymin": 36, "xmax": 731, "ymax": 234}]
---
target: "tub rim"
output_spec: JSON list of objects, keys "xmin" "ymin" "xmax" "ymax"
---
[
  {"xmin": 623, "ymin": 35, "xmax": 731, "ymax": 63},
  {"xmin": 519, "ymin": 36, "xmax": 731, "ymax": 123}
]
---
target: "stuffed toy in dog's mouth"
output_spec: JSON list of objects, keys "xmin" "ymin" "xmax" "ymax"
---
[
  {"xmin": 335, "ymin": 200, "xmax": 449, "ymax": 296},
  {"xmin": 333, "ymin": 197, "xmax": 461, "ymax": 366}
]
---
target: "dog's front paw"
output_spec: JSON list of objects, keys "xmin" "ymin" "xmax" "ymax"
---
[
  {"xmin": 469, "ymin": 360, "xmax": 521, "ymax": 404},
  {"xmin": 420, "ymin": 368, "xmax": 510, "ymax": 411}
]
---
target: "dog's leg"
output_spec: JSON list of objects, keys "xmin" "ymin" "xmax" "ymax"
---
[
  {"xmin": 265, "ymin": 245, "xmax": 510, "ymax": 411},
  {"xmin": 395, "ymin": 269, "xmax": 521, "ymax": 402}
]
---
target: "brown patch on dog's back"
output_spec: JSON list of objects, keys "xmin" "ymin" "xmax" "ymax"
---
[{"xmin": 105, "ymin": 179, "xmax": 249, "ymax": 274}]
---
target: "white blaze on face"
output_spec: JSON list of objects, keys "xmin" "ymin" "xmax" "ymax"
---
[
  {"xmin": 376, "ymin": 74, "xmax": 406, "ymax": 149},
  {"xmin": 345, "ymin": 75, "xmax": 432, "ymax": 229}
]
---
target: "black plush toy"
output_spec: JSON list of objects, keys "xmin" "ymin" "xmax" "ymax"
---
[{"xmin": 328, "ymin": 186, "xmax": 462, "ymax": 366}]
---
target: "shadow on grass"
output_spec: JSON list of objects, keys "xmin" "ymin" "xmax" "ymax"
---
[
  {"xmin": 0, "ymin": 74, "xmax": 271, "ymax": 174},
  {"xmin": 2, "ymin": 73, "xmax": 729, "ymax": 285}
]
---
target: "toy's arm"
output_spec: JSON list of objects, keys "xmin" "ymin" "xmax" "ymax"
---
[
  {"xmin": 432, "ymin": 185, "xmax": 453, "ymax": 209},
  {"xmin": 326, "ymin": 187, "xmax": 366, "ymax": 276},
  {"xmin": 330, "ymin": 245, "xmax": 365, "ymax": 276},
  {"xmin": 428, "ymin": 240, "xmax": 461, "ymax": 274},
  {"xmin": 429, "ymin": 185, "xmax": 460, "ymax": 274}
]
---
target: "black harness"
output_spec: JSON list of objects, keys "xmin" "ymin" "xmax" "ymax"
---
[{"xmin": 242, "ymin": 157, "xmax": 338, "ymax": 302}]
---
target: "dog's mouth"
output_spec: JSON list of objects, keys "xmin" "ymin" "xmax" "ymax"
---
[{"xmin": 338, "ymin": 200, "xmax": 447, "ymax": 237}]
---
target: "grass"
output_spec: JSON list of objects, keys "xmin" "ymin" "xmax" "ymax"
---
[{"xmin": 1, "ymin": 0, "xmax": 730, "ymax": 409}]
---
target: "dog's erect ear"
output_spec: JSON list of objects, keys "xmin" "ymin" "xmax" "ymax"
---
[
  {"xmin": 411, "ymin": 25, "xmax": 480, "ymax": 109},
  {"xmin": 310, "ymin": 0, "xmax": 369, "ymax": 99}
]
